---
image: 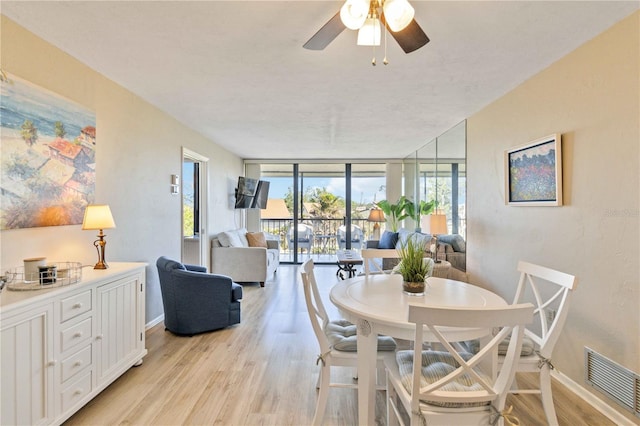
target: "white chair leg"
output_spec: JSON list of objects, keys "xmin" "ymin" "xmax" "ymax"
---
[
  {"xmin": 539, "ymin": 366, "xmax": 559, "ymax": 426},
  {"xmin": 313, "ymin": 364, "xmax": 331, "ymax": 426},
  {"xmin": 376, "ymin": 364, "xmax": 387, "ymax": 388},
  {"xmin": 386, "ymin": 374, "xmax": 401, "ymax": 426}
]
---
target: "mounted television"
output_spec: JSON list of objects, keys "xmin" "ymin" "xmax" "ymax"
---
[
  {"xmin": 251, "ymin": 180, "xmax": 270, "ymax": 209},
  {"xmin": 234, "ymin": 176, "xmax": 258, "ymax": 209}
]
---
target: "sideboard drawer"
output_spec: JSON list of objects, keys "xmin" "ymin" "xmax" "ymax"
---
[
  {"xmin": 60, "ymin": 291, "xmax": 92, "ymax": 323},
  {"xmin": 61, "ymin": 344, "xmax": 92, "ymax": 383},
  {"xmin": 61, "ymin": 370, "xmax": 92, "ymax": 414},
  {"xmin": 60, "ymin": 317, "xmax": 92, "ymax": 353}
]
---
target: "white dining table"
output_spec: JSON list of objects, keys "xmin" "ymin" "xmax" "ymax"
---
[{"xmin": 329, "ymin": 273, "xmax": 508, "ymax": 425}]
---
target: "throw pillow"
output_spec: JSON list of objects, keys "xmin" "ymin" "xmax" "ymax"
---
[
  {"xmin": 218, "ymin": 230, "xmax": 244, "ymax": 247},
  {"xmin": 237, "ymin": 228, "xmax": 249, "ymax": 247},
  {"xmin": 246, "ymin": 232, "xmax": 268, "ymax": 248},
  {"xmin": 378, "ymin": 231, "xmax": 399, "ymax": 249},
  {"xmin": 438, "ymin": 234, "xmax": 466, "ymax": 252}
]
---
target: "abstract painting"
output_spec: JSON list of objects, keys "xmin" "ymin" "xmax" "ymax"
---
[
  {"xmin": 1, "ymin": 73, "xmax": 96, "ymax": 229},
  {"xmin": 505, "ymin": 134, "xmax": 562, "ymax": 206}
]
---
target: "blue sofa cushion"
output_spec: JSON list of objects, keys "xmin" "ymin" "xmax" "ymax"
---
[{"xmin": 378, "ymin": 231, "xmax": 399, "ymax": 249}]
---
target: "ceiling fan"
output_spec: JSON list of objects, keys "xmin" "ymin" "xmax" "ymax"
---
[{"xmin": 303, "ymin": 0, "xmax": 429, "ymax": 55}]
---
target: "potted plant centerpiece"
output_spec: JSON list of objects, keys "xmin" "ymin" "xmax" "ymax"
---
[{"xmin": 395, "ymin": 236, "xmax": 433, "ymax": 296}]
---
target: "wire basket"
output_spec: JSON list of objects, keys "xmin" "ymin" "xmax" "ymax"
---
[{"xmin": 4, "ymin": 262, "xmax": 83, "ymax": 291}]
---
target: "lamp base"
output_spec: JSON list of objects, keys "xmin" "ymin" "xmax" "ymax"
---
[
  {"xmin": 372, "ymin": 223, "xmax": 380, "ymax": 240},
  {"xmin": 93, "ymin": 261, "xmax": 109, "ymax": 270},
  {"xmin": 93, "ymin": 232, "xmax": 109, "ymax": 270}
]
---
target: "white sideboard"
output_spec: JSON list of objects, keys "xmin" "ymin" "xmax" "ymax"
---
[{"xmin": 0, "ymin": 262, "xmax": 147, "ymax": 425}]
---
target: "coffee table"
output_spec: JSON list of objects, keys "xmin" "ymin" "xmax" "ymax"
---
[{"xmin": 335, "ymin": 250, "xmax": 363, "ymax": 279}]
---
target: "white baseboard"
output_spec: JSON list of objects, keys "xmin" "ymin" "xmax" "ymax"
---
[
  {"xmin": 551, "ymin": 369, "xmax": 636, "ymax": 426},
  {"xmin": 145, "ymin": 314, "xmax": 164, "ymax": 330}
]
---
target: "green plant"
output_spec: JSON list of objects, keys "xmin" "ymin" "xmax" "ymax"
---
[
  {"xmin": 376, "ymin": 196, "xmax": 410, "ymax": 231},
  {"xmin": 396, "ymin": 237, "xmax": 431, "ymax": 283},
  {"xmin": 404, "ymin": 199, "xmax": 436, "ymax": 228}
]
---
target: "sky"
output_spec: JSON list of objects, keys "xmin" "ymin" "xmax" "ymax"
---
[{"xmin": 267, "ymin": 176, "xmax": 387, "ymax": 205}]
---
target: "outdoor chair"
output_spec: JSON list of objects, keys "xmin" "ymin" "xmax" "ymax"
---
[
  {"xmin": 288, "ymin": 223, "xmax": 314, "ymax": 253},
  {"xmin": 337, "ymin": 224, "xmax": 364, "ymax": 250}
]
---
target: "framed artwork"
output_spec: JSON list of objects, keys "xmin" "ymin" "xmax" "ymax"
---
[
  {"xmin": 0, "ymin": 72, "xmax": 96, "ymax": 229},
  {"xmin": 505, "ymin": 134, "xmax": 562, "ymax": 206}
]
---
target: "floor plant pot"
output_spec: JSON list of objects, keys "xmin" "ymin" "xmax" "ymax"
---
[{"xmin": 403, "ymin": 280, "xmax": 425, "ymax": 296}]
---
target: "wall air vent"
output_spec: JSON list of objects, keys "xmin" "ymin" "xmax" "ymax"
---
[{"xmin": 584, "ymin": 347, "xmax": 640, "ymax": 417}]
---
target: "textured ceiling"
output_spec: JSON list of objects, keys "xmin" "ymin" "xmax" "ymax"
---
[{"xmin": 2, "ymin": 1, "xmax": 638, "ymax": 160}]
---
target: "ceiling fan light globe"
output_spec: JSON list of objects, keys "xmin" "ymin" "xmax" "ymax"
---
[
  {"xmin": 340, "ymin": 0, "xmax": 370, "ymax": 30},
  {"xmin": 357, "ymin": 17, "xmax": 381, "ymax": 46},
  {"xmin": 383, "ymin": 0, "xmax": 414, "ymax": 32}
]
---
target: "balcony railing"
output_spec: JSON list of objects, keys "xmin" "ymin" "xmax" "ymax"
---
[
  {"xmin": 261, "ymin": 217, "xmax": 466, "ymax": 264},
  {"xmin": 261, "ymin": 218, "xmax": 381, "ymax": 262}
]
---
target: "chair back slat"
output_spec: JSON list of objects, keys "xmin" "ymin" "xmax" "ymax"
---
[
  {"xmin": 360, "ymin": 248, "xmax": 399, "ymax": 275},
  {"xmin": 407, "ymin": 302, "xmax": 534, "ymax": 408},
  {"xmin": 514, "ymin": 261, "xmax": 577, "ymax": 358},
  {"xmin": 301, "ymin": 259, "xmax": 332, "ymax": 354}
]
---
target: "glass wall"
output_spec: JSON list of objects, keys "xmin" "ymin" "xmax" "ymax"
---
[{"xmin": 257, "ymin": 162, "xmax": 387, "ymax": 264}]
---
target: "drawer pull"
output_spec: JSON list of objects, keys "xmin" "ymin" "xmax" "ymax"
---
[
  {"xmin": 74, "ymin": 360, "xmax": 83, "ymax": 367},
  {"xmin": 73, "ymin": 302, "xmax": 83, "ymax": 309},
  {"xmin": 74, "ymin": 389, "xmax": 83, "ymax": 396},
  {"xmin": 48, "ymin": 360, "xmax": 57, "ymax": 366},
  {"xmin": 95, "ymin": 335, "xmax": 103, "ymax": 340},
  {"xmin": 73, "ymin": 332, "xmax": 83, "ymax": 338}
]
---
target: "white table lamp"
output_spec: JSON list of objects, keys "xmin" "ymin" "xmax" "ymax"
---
[{"xmin": 82, "ymin": 204, "xmax": 116, "ymax": 269}]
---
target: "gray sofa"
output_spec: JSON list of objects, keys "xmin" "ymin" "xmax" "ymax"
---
[
  {"xmin": 366, "ymin": 229, "xmax": 466, "ymax": 273},
  {"xmin": 210, "ymin": 228, "xmax": 279, "ymax": 287}
]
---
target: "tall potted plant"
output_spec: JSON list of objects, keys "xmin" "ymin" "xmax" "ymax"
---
[
  {"xmin": 376, "ymin": 196, "xmax": 410, "ymax": 232},
  {"xmin": 395, "ymin": 237, "xmax": 433, "ymax": 296},
  {"xmin": 404, "ymin": 199, "xmax": 436, "ymax": 232}
]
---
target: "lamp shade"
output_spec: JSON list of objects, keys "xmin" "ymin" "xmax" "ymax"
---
[
  {"xmin": 367, "ymin": 209, "xmax": 385, "ymax": 222},
  {"xmin": 357, "ymin": 17, "xmax": 381, "ymax": 46},
  {"xmin": 340, "ymin": 0, "xmax": 370, "ymax": 30},
  {"xmin": 82, "ymin": 205, "xmax": 116, "ymax": 230},
  {"xmin": 382, "ymin": 0, "xmax": 414, "ymax": 32},
  {"xmin": 421, "ymin": 214, "xmax": 447, "ymax": 235}
]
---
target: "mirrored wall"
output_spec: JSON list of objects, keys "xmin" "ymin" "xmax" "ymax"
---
[{"xmin": 405, "ymin": 120, "xmax": 467, "ymax": 238}]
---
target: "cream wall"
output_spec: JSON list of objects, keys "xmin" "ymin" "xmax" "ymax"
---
[
  {"xmin": 467, "ymin": 12, "xmax": 639, "ymax": 420},
  {"xmin": 0, "ymin": 16, "xmax": 243, "ymax": 323}
]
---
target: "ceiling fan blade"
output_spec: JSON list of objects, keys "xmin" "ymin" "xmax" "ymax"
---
[
  {"xmin": 383, "ymin": 17, "xmax": 430, "ymax": 54},
  {"xmin": 303, "ymin": 11, "xmax": 347, "ymax": 50}
]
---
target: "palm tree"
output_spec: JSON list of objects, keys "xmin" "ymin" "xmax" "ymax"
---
[{"xmin": 20, "ymin": 119, "xmax": 38, "ymax": 146}]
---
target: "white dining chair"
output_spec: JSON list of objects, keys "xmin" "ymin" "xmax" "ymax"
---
[
  {"xmin": 386, "ymin": 302, "xmax": 534, "ymax": 426},
  {"xmin": 361, "ymin": 248, "xmax": 400, "ymax": 275},
  {"xmin": 499, "ymin": 260, "xmax": 578, "ymax": 426},
  {"xmin": 300, "ymin": 259, "xmax": 396, "ymax": 425}
]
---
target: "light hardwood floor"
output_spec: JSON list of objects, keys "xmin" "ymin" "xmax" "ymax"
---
[{"xmin": 65, "ymin": 264, "xmax": 615, "ymax": 425}]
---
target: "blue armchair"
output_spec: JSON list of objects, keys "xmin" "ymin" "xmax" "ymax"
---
[{"xmin": 156, "ymin": 256, "xmax": 242, "ymax": 335}]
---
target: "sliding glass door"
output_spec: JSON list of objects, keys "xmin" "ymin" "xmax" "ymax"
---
[{"xmin": 258, "ymin": 162, "xmax": 386, "ymax": 264}]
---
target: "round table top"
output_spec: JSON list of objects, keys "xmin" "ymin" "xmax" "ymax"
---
[{"xmin": 329, "ymin": 274, "xmax": 507, "ymax": 340}]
